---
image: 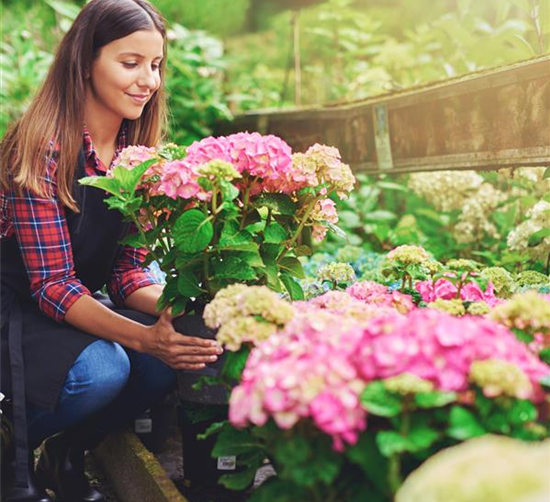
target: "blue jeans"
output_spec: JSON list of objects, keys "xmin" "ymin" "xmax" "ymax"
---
[{"xmin": 26, "ymin": 339, "xmax": 176, "ymax": 449}]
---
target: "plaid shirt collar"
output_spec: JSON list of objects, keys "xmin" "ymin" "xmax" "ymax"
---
[{"xmin": 82, "ymin": 121, "xmax": 128, "ymax": 174}]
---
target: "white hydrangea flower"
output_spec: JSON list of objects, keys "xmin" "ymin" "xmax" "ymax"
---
[{"xmin": 507, "ymin": 201, "xmax": 550, "ymax": 261}]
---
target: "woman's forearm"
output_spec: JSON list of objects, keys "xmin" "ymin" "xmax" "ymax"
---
[
  {"xmin": 64, "ymin": 294, "xmax": 147, "ymax": 351},
  {"xmin": 123, "ymin": 283, "xmax": 164, "ymax": 315}
]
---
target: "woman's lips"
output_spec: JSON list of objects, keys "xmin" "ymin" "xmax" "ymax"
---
[{"xmin": 126, "ymin": 93, "xmax": 149, "ymax": 104}]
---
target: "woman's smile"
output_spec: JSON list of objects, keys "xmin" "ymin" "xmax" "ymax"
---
[{"xmin": 126, "ymin": 92, "xmax": 150, "ymax": 104}]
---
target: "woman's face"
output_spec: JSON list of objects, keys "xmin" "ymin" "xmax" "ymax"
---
[{"xmin": 87, "ymin": 29, "xmax": 164, "ymax": 123}]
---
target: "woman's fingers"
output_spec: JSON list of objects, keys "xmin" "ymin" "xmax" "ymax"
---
[
  {"xmin": 175, "ymin": 334, "xmax": 223, "ymax": 351},
  {"xmin": 171, "ymin": 345, "xmax": 220, "ymax": 355},
  {"xmin": 175, "ymin": 363, "xmax": 208, "ymax": 370},
  {"xmin": 172, "ymin": 354, "xmax": 219, "ymax": 363}
]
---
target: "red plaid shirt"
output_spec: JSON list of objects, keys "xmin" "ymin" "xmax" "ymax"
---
[{"xmin": 0, "ymin": 125, "xmax": 160, "ymax": 322}]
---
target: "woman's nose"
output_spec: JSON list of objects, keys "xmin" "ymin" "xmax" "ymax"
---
[{"xmin": 138, "ymin": 67, "xmax": 158, "ymax": 90}]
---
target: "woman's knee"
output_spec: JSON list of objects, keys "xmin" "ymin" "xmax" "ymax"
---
[{"xmin": 63, "ymin": 340, "xmax": 131, "ymax": 405}]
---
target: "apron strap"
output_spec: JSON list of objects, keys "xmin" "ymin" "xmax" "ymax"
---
[{"xmin": 8, "ymin": 296, "xmax": 30, "ymax": 487}]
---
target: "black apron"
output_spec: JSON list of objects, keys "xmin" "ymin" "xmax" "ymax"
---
[{"xmin": 1, "ymin": 150, "xmax": 132, "ymax": 487}]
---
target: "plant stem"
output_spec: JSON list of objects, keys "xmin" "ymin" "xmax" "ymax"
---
[
  {"xmin": 400, "ymin": 272, "xmax": 410, "ymax": 293},
  {"xmin": 388, "ymin": 403, "xmax": 411, "ymax": 494},
  {"xmin": 129, "ymin": 213, "xmax": 162, "ymax": 262},
  {"xmin": 239, "ymin": 181, "xmax": 252, "ymax": 229},
  {"xmin": 277, "ymin": 197, "xmax": 318, "ymax": 263}
]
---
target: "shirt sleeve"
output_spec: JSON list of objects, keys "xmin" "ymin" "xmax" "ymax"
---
[
  {"xmin": 106, "ymin": 229, "xmax": 161, "ymax": 307},
  {"xmin": 8, "ymin": 162, "xmax": 91, "ymax": 322}
]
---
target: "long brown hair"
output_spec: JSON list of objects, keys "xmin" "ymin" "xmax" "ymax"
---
[{"xmin": 0, "ymin": 0, "xmax": 168, "ymax": 211}]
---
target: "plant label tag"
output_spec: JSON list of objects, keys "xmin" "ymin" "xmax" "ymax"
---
[
  {"xmin": 253, "ymin": 464, "xmax": 276, "ymax": 488},
  {"xmin": 134, "ymin": 418, "xmax": 153, "ymax": 434},
  {"xmin": 217, "ymin": 456, "xmax": 237, "ymax": 471}
]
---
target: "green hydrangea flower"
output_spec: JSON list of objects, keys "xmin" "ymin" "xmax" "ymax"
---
[
  {"xmin": 318, "ymin": 262, "xmax": 356, "ymax": 284},
  {"xmin": 466, "ymin": 301, "xmax": 491, "ymax": 316},
  {"xmin": 384, "ymin": 373, "xmax": 434, "ymax": 395},
  {"xmin": 196, "ymin": 159, "xmax": 241, "ymax": 181},
  {"xmin": 386, "ymin": 245, "xmax": 430, "ymax": 266},
  {"xmin": 515, "ymin": 270, "xmax": 549, "ymax": 288},
  {"xmin": 428, "ymin": 298, "xmax": 466, "ymax": 316},
  {"xmin": 469, "ymin": 359, "xmax": 532, "ymax": 399},
  {"xmin": 446, "ymin": 258, "xmax": 482, "ymax": 273},
  {"xmin": 480, "ymin": 267, "xmax": 515, "ymax": 298},
  {"xmin": 489, "ymin": 291, "xmax": 550, "ymax": 335}
]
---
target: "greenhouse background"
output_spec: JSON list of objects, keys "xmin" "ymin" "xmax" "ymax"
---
[{"xmin": 1, "ymin": 0, "xmax": 549, "ymax": 501}]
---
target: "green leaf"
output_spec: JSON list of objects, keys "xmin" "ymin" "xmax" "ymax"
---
[
  {"xmin": 177, "ymin": 269, "xmax": 203, "ymax": 297},
  {"xmin": 539, "ymin": 347, "xmax": 550, "ymax": 365},
  {"xmin": 197, "ymin": 420, "xmax": 228, "ymax": 440},
  {"xmin": 247, "ymin": 477, "xmax": 309, "ymax": 502},
  {"xmin": 218, "ymin": 221, "xmax": 255, "ymax": 248},
  {"xmin": 220, "ymin": 346, "xmax": 251, "ymax": 382},
  {"xmin": 261, "ymin": 243, "xmax": 283, "ymax": 263},
  {"xmin": 219, "ymin": 465, "xmax": 258, "ymax": 490},
  {"xmin": 361, "ymin": 381, "xmax": 402, "ymax": 417},
  {"xmin": 508, "ymin": 399, "xmax": 537, "ymax": 425},
  {"xmin": 528, "ymin": 228, "xmax": 550, "ymax": 247},
  {"xmin": 280, "ymin": 272, "xmax": 305, "ymax": 300},
  {"xmin": 171, "ymin": 297, "xmax": 187, "ymax": 316},
  {"xmin": 376, "ymin": 431, "xmax": 410, "ymax": 457},
  {"xmin": 229, "ymin": 250, "xmax": 264, "ymax": 268},
  {"xmin": 119, "ymin": 232, "xmax": 146, "ymax": 248},
  {"xmin": 212, "ymin": 424, "xmax": 260, "ymax": 457},
  {"xmin": 544, "ymin": 168, "xmax": 550, "ymax": 180},
  {"xmin": 278, "ymin": 256, "xmax": 305, "ymax": 279},
  {"xmin": 415, "ymin": 391, "xmax": 457, "ymax": 408},
  {"xmin": 540, "ymin": 374, "xmax": 550, "ymax": 388},
  {"xmin": 447, "ymin": 406, "xmax": 486, "ymax": 440},
  {"xmin": 294, "ymin": 245, "xmax": 313, "ymax": 257},
  {"xmin": 364, "ymin": 210, "xmax": 396, "ymax": 221},
  {"xmin": 79, "ymin": 176, "xmax": 124, "ymax": 199},
  {"xmin": 45, "ymin": 0, "xmax": 80, "ymax": 19},
  {"xmin": 173, "ymin": 209, "xmax": 213, "ymax": 253},
  {"xmin": 264, "ymin": 264, "xmax": 282, "ymax": 291},
  {"xmin": 112, "ymin": 159, "xmax": 157, "ymax": 194},
  {"xmin": 254, "ymin": 193, "xmax": 297, "ymax": 215},
  {"xmin": 408, "ymin": 422, "xmax": 439, "ymax": 451},
  {"xmin": 327, "ymin": 221, "xmax": 348, "ymax": 240},
  {"xmin": 264, "ymin": 222, "xmax": 288, "ymax": 243},
  {"xmin": 214, "ymin": 256, "xmax": 257, "ymax": 280},
  {"xmin": 512, "ymin": 327, "xmax": 534, "ymax": 344},
  {"xmin": 219, "ymin": 180, "xmax": 240, "ymax": 202}
]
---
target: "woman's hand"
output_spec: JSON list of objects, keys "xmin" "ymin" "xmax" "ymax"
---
[{"xmin": 141, "ymin": 309, "xmax": 223, "ymax": 370}]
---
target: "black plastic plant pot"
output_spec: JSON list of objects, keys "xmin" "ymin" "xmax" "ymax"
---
[
  {"xmin": 173, "ymin": 314, "xmax": 242, "ymax": 490},
  {"xmin": 178, "ymin": 402, "xmax": 239, "ymax": 491},
  {"xmin": 172, "ymin": 314, "xmax": 229, "ymax": 405},
  {"xmin": 134, "ymin": 393, "xmax": 176, "ymax": 454}
]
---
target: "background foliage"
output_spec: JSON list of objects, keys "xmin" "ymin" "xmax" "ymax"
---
[{"xmin": 1, "ymin": 0, "xmax": 549, "ymax": 273}]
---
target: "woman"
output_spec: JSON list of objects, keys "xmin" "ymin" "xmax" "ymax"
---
[{"xmin": 0, "ymin": 1, "xmax": 222, "ymax": 501}]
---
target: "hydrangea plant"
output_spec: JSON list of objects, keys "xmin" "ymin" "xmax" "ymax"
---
[{"xmin": 80, "ymin": 133, "xmax": 355, "ymax": 314}]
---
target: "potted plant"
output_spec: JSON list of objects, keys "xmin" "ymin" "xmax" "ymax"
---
[{"xmin": 80, "ymin": 132, "xmax": 356, "ymax": 488}]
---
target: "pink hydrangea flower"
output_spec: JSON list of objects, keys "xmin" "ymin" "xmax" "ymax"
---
[
  {"xmin": 347, "ymin": 281, "xmax": 416, "ymax": 314},
  {"xmin": 158, "ymin": 160, "xmax": 201, "ymax": 200},
  {"xmin": 460, "ymin": 281, "xmax": 500, "ymax": 307},
  {"xmin": 416, "ymin": 279, "xmax": 458, "ymax": 302},
  {"xmin": 229, "ymin": 305, "xmax": 549, "ymax": 452}
]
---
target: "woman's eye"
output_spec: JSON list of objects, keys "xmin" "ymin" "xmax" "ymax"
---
[
  {"xmin": 152, "ymin": 64, "xmax": 160, "ymax": 71},
  {"xmin": 122, "ymin": 62, "xmax": 138, "ymax": 68}
]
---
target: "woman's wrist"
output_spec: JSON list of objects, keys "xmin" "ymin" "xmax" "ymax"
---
[{"xmin": 65, "ymin": 294, "xmax": 151, "ymax": 352}]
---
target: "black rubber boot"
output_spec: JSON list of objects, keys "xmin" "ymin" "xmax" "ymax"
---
[
  {"xmin": 2, "ymin": 452, "xmax": 53, "ymax": 502},
  {"xmin": 35, "ymin": 432, "xmax": 105, "ymax": 502}
]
